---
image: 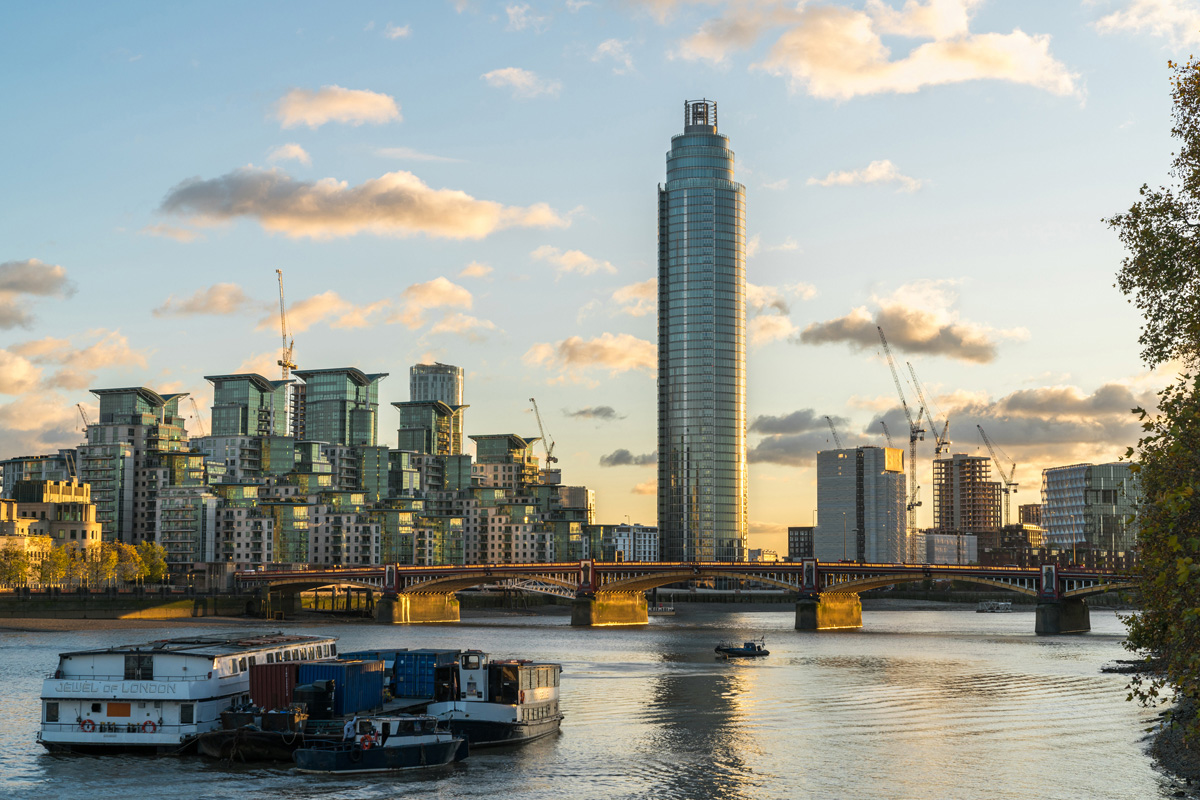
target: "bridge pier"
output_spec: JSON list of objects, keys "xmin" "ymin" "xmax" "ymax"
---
[
  {"xmin": 375, "ymin": 592, "xmax": 460, "ymax": 624},
  {"xmin": 1035, "ymin": 598, "xmax": 1090, "ymax": 635},
  {"xmin": 571, "ymin": 592, "xmax": 647, "ymax": 626},
  {"xmin": 795, "ymin": 593, "xmax": 862, "ymax": 631}
]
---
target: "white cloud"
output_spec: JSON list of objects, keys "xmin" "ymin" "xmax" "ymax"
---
[
  {"xmin": 254, "ymin": 290, "xmax": 383, "ymax": 333},
  {"xmin": 768, "ymin": 236, "xmax": 801, "ymax": 251},
  {"xmin": 524, "ymin": 333, "xmax": 655, "ymax": 378},
  {"xmin": 808, "ymin": 159, "xmax": 925, "ymax": 192},
  {"xmin": 750, "ymin": 314, "xmax": 800, "ymax": 346},
  {"xmin": 12, "ymin": 330, "xmax": 151, "ymax": 390},
  {"xmin": 429, "ymin": 312, "xmax": 498, "ymax": 339},
  {"xmin": 757, "ymin": 5, "xmax": 1081, "ymax": 100},
  {"xmin": 613, "ymin": 278, "xmax": 656, "ymax": 316},
  {"xmin": 799, "ymin": 279, "xmax": 1027, "ymax": 363},
  {"xmin": 384, "ymin": 22, "xmax": 412, "ymax": 39},
  {"xmin": 161, "ymin": 166, "xmax": 568, "ymax": 240},
  {"xmin": 531, "ymin": 245, "xmax": 617, "ymax": 277},
  {"xmin": 481, "ymin": 67, "xmax": 562, "ymax": 98},
  {"xmin": 275, "ymin": 85, "xmax": 401, "ymax": 129},
  {"xmin": 153, "ymin": 283, "xmax": 255, "ymax": 317},
  {"xmin": 459, "ymin": 261, "xmax": 494, "ymax": 279},
  {"xmin": 632, "ymin": 479, "xmax": 656, "ymax": 495},
  {"xmin": 390, "ymin": 277, "xmax": 474, "ymax": 329},
  {"xmin": 0, "ymin": 350, "xmax": 42, "ymax": 394},
  {"xmin": 267, "ymin": 143, "xmax": 312, "ymax": 166},
  {"xmin": 1096, "ymin": 0, "xmax": 1200, "ymax": 47},
  {"xmin": 506, "ymin": 4, "xmax": 548, "ymax": 31},
  {"xmin": 746, "ymin": 233, "xmax": 762, "ymax": 258},
  {"xmin": 139, "ymin": 223, "xmax": 202, "ymax": 242},
  {"xmin": 762, "ymin": 178, "xmax": 789, "ymax": 190},
  {"xmin": 0, "ymin": 259, "xmax": 76, "ymax": 329},
  {"xmin": 375, "ymin": 146, "xmax": 463, "ymax": 163},
  {"xmin": 566, "ymin": 0, "xmax": 592, "ymax": 10},
  {"xmin": 593, "ymin": 39, "xmax": 635, "ymax": 73}
]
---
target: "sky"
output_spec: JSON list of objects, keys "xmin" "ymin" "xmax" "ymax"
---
[{"xmin": 2, "ymin": 0, "xmax": 1197, "ymax": 554}]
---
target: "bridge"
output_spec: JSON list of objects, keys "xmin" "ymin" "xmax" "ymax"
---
[{"xmin": 235, "ymin": 559, "xmax": 1136, "ymax": 634}]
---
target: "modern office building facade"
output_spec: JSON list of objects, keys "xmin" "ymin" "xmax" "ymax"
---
[
  {"xmin": 657, "ymin": 98, "xmax": 747, "ymax": 563},
  {"xmin": 394, "ymin": 400, "xmax": 468, "ymax": 456},
  {"xmin": 813, "ymin": 447, "xmax": 906, "ymax": 562},
  {"xmin": 1042, "ymin": 463, "xmax": 1141, "ymax": 551},
  {"xmin": 410, "ymin": 362, "xmax": 464, "ymax": 406}
]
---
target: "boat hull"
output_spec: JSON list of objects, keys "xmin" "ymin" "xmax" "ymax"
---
[
  {"xmin": 445, "ymin": 714, "xmax": 562, "ymax": 748},
  {"xmin": 195, "ymin": 728, "xmax": 341, "ymax": 762},
  {"xmin": 294, "ymin": 737, "xmax": 468, "ymax": 774}
]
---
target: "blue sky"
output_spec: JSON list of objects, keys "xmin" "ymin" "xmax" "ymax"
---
[{"xmin": 2, "ymin": 0, "xmax": 1195, "ymax": 552}]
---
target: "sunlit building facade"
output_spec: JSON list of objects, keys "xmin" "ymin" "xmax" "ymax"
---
[{"xmin": 657, "ymin": 98, "xmax": 747, "ymax": 563}]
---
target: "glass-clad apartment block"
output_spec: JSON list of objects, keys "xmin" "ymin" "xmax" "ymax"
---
[
  {"xmin": 206, "ymin": 373, "xmax": 291, "ymax": 437},
  {"xmin": 292, "ymin": 368, "xmax": 387, "ymax": 446},
  {"xmin": 657, "ymin": 99, "xmax": 748, "ymax": 562}
]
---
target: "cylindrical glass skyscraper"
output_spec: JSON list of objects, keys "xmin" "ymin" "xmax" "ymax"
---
[{"xmin": 657, "ymin": 99, "xmax": 747, "ymax": 563}]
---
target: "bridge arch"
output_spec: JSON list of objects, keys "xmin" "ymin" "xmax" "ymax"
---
[
  {"xmin": 401, "ymin": 573, "xmax": 579, "ymax": 595},
  {"xmin": 598, "ymin": 569, "xmax": 801, "ymax": 593}
]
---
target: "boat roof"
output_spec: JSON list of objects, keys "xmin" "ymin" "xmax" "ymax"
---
[{"xmin": 58, "ymin": 632, "xmax": 335, "ymax": 659}]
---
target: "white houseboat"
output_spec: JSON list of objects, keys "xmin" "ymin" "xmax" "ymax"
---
[
  {"xmin": 427, "ymin": 650, "xmax": 562, "ymax": 747},
  {"xmin": 39, "ymin": 632, "xmax": 337, "ymax": 754}
]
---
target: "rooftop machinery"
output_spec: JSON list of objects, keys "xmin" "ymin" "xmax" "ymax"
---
[{"xmin": 877, "ymin": 327, "xmax": 925, "ymax": 542}]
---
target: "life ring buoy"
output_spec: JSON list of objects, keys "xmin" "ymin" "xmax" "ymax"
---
[
  {"xmin": 141, "ymin": 720, "xmax": 157, "ymax": 734},
  {"xmin": 519, "ymin": 690, "xmax": 525, "ymax": 704},
  {"xmin": 80, "ymin": 719, "xmax": 95, "ymax": 733},
  {"xmin": 360, "ymin": 733, "xmax": 375, "ymax": 750}
]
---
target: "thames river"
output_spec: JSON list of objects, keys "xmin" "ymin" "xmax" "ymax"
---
[{"xmin": 0, "ymin": 605, "xmax": 1174, "ymax": 799}]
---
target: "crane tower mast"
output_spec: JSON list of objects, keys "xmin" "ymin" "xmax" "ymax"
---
[
  {"xmin": 276, "ymin": 269, "xmax": 296, "ymax": 380},
  {"xmin": 877, "ymin": 326, "xmax": 925, "ymax": 554}
]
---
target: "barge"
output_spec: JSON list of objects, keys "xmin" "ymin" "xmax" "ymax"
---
[{"xmin": 38, "ymin": 632, "xmax": 337, "ymax": 754}]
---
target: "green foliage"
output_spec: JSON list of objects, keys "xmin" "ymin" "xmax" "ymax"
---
[
  {"xmin": 113, "ymin": 542, "xmax": 144, "ymax": 583},
  {"xmin": 1108, "ymin": 58, "xmax": 1200, "ymax": 369},
  {"xmin": 0, "ymin": 547, "xmax": 32, "ymax": 584},
  {"xmin": 1112, "ymin": 57, "xmax": 1200, "ymax": 740},
  {"xmin": 137, "ymin": 541, "xmax": 168, "ymax": 584},
  {"xmin": 39, "ymin": 546, "xmax": 69, "ymax": 584},
  {"xmin": 88, "ymin": 544, "xmax": 118, "ymax": 586}
]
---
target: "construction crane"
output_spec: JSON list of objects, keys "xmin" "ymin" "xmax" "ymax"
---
[
  {"xmin": 529, "ymin": 398, "xmax": 557, "ymax": 465},
  {"xmin": 276, "ymin": 269, "xmax": 296, "ymax": 380},
  {"xmin": 76, "ymin": 403, "xmax": 91, "ymax": 432},
  {"xmin": 189, "ymin": 397, "xmax": 207, "ymax": 438},
  {"xmin": 907, "ymin": 362, "xmax": 951, "ymax": 456},
  {"xmin": 877, "ymin": 326, "xmax": 925, "ymax": 544},
  {"xmin": 879, "ymin": 420, "xmax": 894, "ymax": 448},
  {"xmin": 978, "ymin": 424, "xmax": 1018, "ymax": 527},
  {"xmin": 824, "ymin": 415, "xmax": 844, "ymax": 449}
]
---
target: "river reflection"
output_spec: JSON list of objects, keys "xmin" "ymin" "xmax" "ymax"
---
[{"xmin": 0, "ymin": 607, "xmax": 1178, "ymax": 800}]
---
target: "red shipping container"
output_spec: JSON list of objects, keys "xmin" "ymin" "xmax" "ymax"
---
[{"xmin": 249, "ymin": 662, "xmax": 299, "ymax": 710}]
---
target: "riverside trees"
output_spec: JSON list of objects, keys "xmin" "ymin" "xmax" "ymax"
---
[
  {"xmin": 0, "ymin": 540, "xmax": 170, "ymax": 587},
  {"xmin": 1107, "ymin": 57, "xmax": 1200, "ymax": 732}
]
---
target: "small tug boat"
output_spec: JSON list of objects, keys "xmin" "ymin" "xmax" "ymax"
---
[
  {"xmin": 426, "ymin": 650, "xmax": 562, "ymax": 747},
  {"xmin": 715, "ymin": 638, "xmax": 769, "ymax": 658},
  {"xmin": 293, "ymin": 715, "xmax": 467, "ymax": 774}
]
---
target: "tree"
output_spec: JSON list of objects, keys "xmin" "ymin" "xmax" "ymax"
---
[
  {"xmin": 88, "ymin": 543, "xmax": 119, "ymax": 587},
  {"xmin": 113, "ymin": 542, "xmax": 143, "ymax": 583},
  {"xmin": 137, "ymin": 541, "xmax": 168, "ymax": 584},
  {"xmin": 40, "ymin": 546, "xmax": 69, "ymax": 585},
  {"xmin": 1109, "ymin": 58, "xmax": 1200, "ymax": 370},
  {"xmin": 1108, "ymin": 56, "xmax": 1200, "ymax": 739},
  {"xmin": 0, "ymin": 546, "xmax": 31, "ymax": 585}
]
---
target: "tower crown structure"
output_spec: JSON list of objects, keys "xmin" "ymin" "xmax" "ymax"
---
[{"xmin": 657, "ymin": 99, "xmax": 747, "ymax": 563}]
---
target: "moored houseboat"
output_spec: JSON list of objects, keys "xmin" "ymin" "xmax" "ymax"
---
[
  {"xmin": 293, "ymin": 715, "xmax": 467, "ymax": 774},
  {"xmin": 426, "ymin": 650, "xmax": 562, "ymax": 747},
  {"xmin": 38, "ymin": 632, "xmax": 337, "ymax": 754}
]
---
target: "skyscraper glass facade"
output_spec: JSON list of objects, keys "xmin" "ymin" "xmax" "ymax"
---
[
  {"xmin": 657, "ymin": 99, "xmax": 747, "ymax": 562},
  {"xmin": 292, "ymin": 368, "xmax": 387, "ymax": 446}
]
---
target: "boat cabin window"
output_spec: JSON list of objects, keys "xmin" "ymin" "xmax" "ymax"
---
[
  {"xmin": 248, "ymin": 656, "xmax": 256, "ymax": 667},
  {"xmin": 124, "ymin": 654, "xmax": 153, "ymax": 680},
  {"xmin": 45, "ymin": 702, "xmax": 58, "ymax": 722},
  {"xmin": 239, "ymin": 658, "xmax": 247, "ymax": 671},
  {"xmin": 180, "ymin": 704, "xmax": 194, "ymax": 724},
  {"xmin": 329, "ymin": 644, "xmax": 337, "ymax": 656},
  {"xmin": 461, "ymin": 654, "xmax": 481, "ymax": 670},
  {"xmin": 266, "ymin": 652, "xmax": 274, "ymax": 664},
  {"xmin": 91, "ymin": 703, "xmax": 101, "ymax": 713}
]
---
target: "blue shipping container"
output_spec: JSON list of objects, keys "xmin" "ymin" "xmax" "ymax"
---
[
  {"xmin": 297, "ymin": 660, "xmax": 385, "ymax": 716},
  {"xmin": 392, "ymin": 649, "xmax": 458, "ymax": 698}
]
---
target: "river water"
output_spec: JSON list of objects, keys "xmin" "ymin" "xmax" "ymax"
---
[{"xmin": 0, "ymin": 605, "xmax": 1175, "ymax": 800}]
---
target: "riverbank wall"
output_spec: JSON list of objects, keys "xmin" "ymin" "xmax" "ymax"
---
[{"xmin": 0, "ymin": 591, "xmax": 254, "ymax": 619}]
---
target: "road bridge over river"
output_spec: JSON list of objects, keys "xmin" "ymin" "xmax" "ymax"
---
[{"xmin": 237, "ymin": 559, "xmax": 1136, "ymax": 635}]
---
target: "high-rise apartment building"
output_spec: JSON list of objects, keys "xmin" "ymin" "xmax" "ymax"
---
[
  {"xmin": 291, "ymin": 368, "xmax": 387, "ymax": 447},
  {"xmin": 657, "ymin": 98, "xmax": 747, "ymax": 563},
  {"xmin": 814, "ymin": 447, "xmax": 906, "ymax": 562},
  {"xmin": 932, "ymin": 454, "xmax": 1002, "ymax": 533},
  {"xmin": 394, "ymin": 401, "xmax": 468, "ymax": 456},
  {"xmin": 78, "ymin": 387, "xmax": 190, "ymax": 543},
  {"xmin": 411, "ymin": 363, "xmax": 464, "ymax": 406},
  {"xmin": 1042, "ymin": 463, "xmax": 1141, "ymax": 551}
]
